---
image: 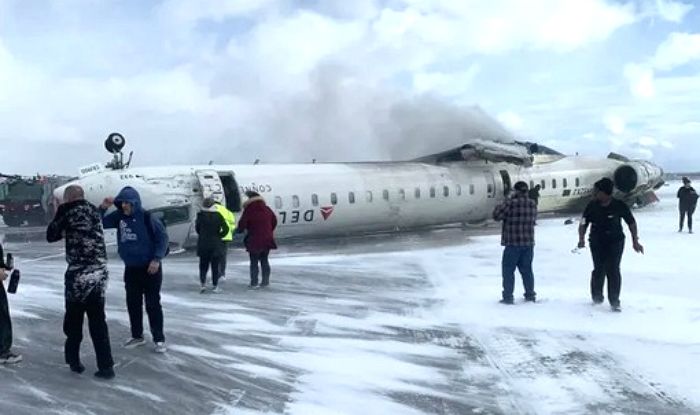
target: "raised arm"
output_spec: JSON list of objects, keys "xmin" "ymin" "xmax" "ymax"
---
[{"xmin": 492, "ymin": 199, "xmax": 510, "ymax": 221}]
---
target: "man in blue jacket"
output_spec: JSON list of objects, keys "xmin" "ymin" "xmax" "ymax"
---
[{"xmin": 100, "ymin": 186, "xmax": 169, "ymax": 353}]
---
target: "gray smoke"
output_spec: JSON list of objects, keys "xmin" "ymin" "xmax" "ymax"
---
[{"xmin": 214, "ymin": 64, "xmax": 515, "ymax": 164}]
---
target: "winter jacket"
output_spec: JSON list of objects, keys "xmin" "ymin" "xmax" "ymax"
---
[
  {"xmin": 528, "ymin": 188, "xmax": 540, "ymax": 205},
  {"xmin": 46, "ymin": 199, "xmax": 109, "ymax": 302},
  {"xmin": 237, "ymin": 197, "xmax": 277, "ymax": 254},
  {"xmin": 195, "ymin": 207, "xmax": 229, "ymax": 257},
  {"xmin": 214, "ymin": 203, "xmax": 236, "ymax": 241},
  {"xmin": 101, "ymin": 187, "xmax": 169, "ymax": 267},
  {"xmin": 493, "ymin": 193, "xmax": 537, "ymax": 246},
  {"xmin": 677, "ymin": 186, "xmax": 698, "ymax": 210}
]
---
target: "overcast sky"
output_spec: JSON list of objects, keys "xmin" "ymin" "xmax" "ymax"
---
[{"xmin": 1, "ymin": 0, "xmax": 699, "ymax": 175}]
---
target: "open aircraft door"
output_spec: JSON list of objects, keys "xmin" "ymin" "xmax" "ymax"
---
[{"xmin": 195, "ymin": 170, "xmax": 225, "ymax": 204}]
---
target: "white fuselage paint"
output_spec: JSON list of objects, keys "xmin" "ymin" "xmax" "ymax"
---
[{"xmin": 55, "ymin": 155, "xmax": 656, "ymax": 248}]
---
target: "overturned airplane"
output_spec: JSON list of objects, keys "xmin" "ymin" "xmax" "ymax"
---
[{"xmin": 54, "ymin": 134, "xmax": 664, "ymax": 249}]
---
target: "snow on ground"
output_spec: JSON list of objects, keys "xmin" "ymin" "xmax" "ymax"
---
[{"xmin": 0, "ymin": 182, "xmax": 698, "ymax": 414}]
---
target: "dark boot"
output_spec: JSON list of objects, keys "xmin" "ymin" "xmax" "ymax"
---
[
  {"xmin": 70, "ymin": 362, "xmax": 85, "ymax": 374},
  {"xmin": 94, "ymin": 368, "xmax": 115, "ymax": 380}
]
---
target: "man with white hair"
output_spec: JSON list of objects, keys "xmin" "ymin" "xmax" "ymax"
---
[{"xmin": 47, "ymin": 185, "xmax": 114, "ymax": 379}]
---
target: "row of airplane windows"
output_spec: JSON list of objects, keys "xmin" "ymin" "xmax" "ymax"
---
[
  {"xmin": 273, "ymin": 184, "xmax": 475, "ymax": 209},
  {"xmin": 272, "ymin": 177, "xmax": 582, "ymax": 209},
  {"xmin": 535, "ymin": 177, "xmax": 581, "ymax": 190}
]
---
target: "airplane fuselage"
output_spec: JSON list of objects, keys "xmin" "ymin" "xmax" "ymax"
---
[{"xmin": 57, "ymin": 154, "xmax": 663, "ymax": 248}]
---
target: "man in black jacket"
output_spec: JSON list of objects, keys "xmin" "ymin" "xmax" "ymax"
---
[
  {"xmin": 47, "ymin": 185, "xmax": 114, "ymax": 379},
  {"xmin": 0, "ymin": 242, "xmax": 22, "ymax": 364},
  {"xmin": 578, "ymin": 178, "xmax": 644, "ymax": 312},
  {"xmin": 677, "ymin": 177, "xmax": 698, "ymax": 233}
]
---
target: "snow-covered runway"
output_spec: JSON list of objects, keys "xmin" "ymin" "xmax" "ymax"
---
[{"xmin": 1, "ymin": 183, "xmax": 698, "ymax": 414}]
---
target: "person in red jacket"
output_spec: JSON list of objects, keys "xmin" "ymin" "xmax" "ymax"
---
[{"xmin": 237, "ymin": 191, "xmax": 277, "ymax": 288}]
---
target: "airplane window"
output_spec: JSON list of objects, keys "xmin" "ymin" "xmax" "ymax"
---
[
  {"xmin": 469, "ymin": 184, "xmax": 475, "ymax": 195},
  {"xmin": 414, "ymin": 188, "xmax": 421, "ymax": 199},
  {"xmin": 576, "ymin": 178, "xmax": 580, "ymax": 187},
  {"xmin": 487, "ymin": 184, "xmax": 494, "ymax": 194},
  {"xmin": 348, "ymin": 192, "xmax": 355, "ymax": 204},
  {"xmin": 331, "ymin": 193, "xmax": 338, "ymax": 205},
  {"xmin": 383, "ymin": 190, "xmax": 389, "ymax": 201},
  {"xmin": 366, "ymin": 191, "xmax": 373, "ymax": 202},
  {"xmin": 398, "ymin": 189, "xmax": 406, "ymax": 200},
  {"xmin": 430, "ymin": 187, "xmax": 436, "ymax": 198},
  {"xmin": 456, "ymin": 184, "xmax": 462, "ymax": 196},
  {"xmin": 148, "ymin": 206, "xmax": 190, "ymax": 227},
  {"xmin": 311, "ymin": 194, "xmax": 319, "ymax": 206},
  {"xmin": 541, "ymin": 180, "xmax": 546, "ymax": 190},
  {"xmin": 274, "ymin": 196, "xmax": 282, "ymax": 209},
  {"xmin": 552, "ymin": 179, "xmax": 557, "ymax": 189},
  {"xmin": 563, "ymin": 178, "xmax": 568, "ymax": 188},
  {"xmin": 443, "ymin": 186, "xmax": 449, "ymax": 197},
  {"xmin": 292, "ymin": 195, "xmax": 300, "ymax": 208}
]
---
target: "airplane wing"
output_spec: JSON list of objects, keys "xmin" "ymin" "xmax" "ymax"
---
[{"xmin": 413, "ymin": 138, "xmax": 536, "ymax": 166}]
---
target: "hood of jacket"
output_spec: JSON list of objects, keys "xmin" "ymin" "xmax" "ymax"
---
[
  {"xmin": 243, "ymin": 196, "xmax": 266, "ymax": 209},
  {"xmin": 114, "ymin": 186, "xmax": 143, "ymax": 213}
]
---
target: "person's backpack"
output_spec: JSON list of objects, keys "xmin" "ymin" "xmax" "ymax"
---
[{"xmin": 144, "ymin": 210, "xmax": 170, "ymax": 257}]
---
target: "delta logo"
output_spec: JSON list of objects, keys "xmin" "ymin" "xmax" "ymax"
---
[{"xmin": 320, "ymin": 206, "xmax": 334, "ymax": 220}]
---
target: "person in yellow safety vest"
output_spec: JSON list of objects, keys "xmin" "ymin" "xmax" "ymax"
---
[{"xmin": 214, "ymin": 201, "xmax": 236, "ymax": 280}]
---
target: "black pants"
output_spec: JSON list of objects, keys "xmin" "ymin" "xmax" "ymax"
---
[
  {"xmin": 0, "ymin": 282, "xmax": 12, "ymax": 354},
  {"xmin": 590, "ymin": 239, "xmax": 625, "ymax": 306},
  {"xmin": 199, "ymin": 252, "xmax": 222, "ymax": 287},
  {"xmin": 64, "ymin": 289, "xmax": 113, "ymax": 370},
  {"xmin": 124, "ymin": 265, "xmax": 165, "ymax": 343},
  {"xmin": 218, "ymin": 242, "xmax": 230, "ymax": 277},
  {"xmin": 680, "ymin": 206, "xmax": 695, "ymax": 231},
  {"xmin": 249, "ymin": 251, "xmax": 270, "ymax": 286}
]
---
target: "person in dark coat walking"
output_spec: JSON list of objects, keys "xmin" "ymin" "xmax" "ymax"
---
[
  {"xmin": 47, "ymin": 185, "xmax": 114, "ymax": 379},
  {"xmin": 196, "ymin": 198, "xmax": 229, "ymax": 293},
  {"xmin": 237, "ymin": 191, "xmax": 277, "ymax": 288},
  {"xmin": 100, "ymin": 186, "xmax": 169, "ymax": 353},
  {"xmin": 493, "ymin": 181, "xmax": 538, "ymax": 304},
  {"xmin": 578, "ymin": 178, "xmax": 644, "ymax": 312},
  {"xmin": 677, "ymin": 177, "xmax": 698, "ymax": 233},
  {"xmin": 0, "ymin": 242, "xmax": 22, "ymax": 365},
  {"xmin": 528, "ymin": 184, "xmax": 541, "ymax": 206}
]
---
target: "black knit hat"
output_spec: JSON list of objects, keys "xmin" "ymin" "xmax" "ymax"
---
[
  {"xmin": 594, "ymin": 178, "xmax": 614, "ymax": 195},
  {"xmin": 513, "ymin": 181, "xmax": 529, "ymax": 193}
]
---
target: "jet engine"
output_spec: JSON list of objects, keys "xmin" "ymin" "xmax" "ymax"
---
[
  {"xmin": 613, "ymin": 161, "xmax": 664, "ymax": 193},
  {"xmin": 612, "ymin": 159, "xmax": 664, "ymax": 206}
]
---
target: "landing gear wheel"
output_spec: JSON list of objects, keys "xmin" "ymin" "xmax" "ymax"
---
[{"xmin": 105, "ymin": 132, "xmax": 126, "ymax": 154}]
